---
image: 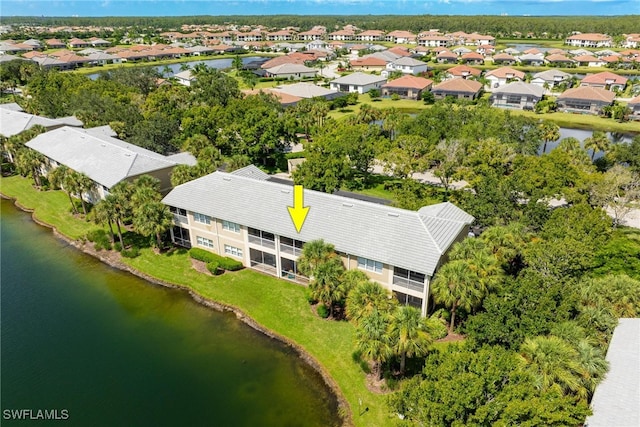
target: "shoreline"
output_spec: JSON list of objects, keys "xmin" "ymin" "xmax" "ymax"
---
[{"xmin": 1, "ymin": 192, "xmax": 353, "ymax": 427}]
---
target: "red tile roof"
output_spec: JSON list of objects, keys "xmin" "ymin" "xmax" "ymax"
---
[
  {"xmin": 581, "ymin": 71, "xmax": 628, "ymax": 85},
  {"xmin": 433, "ymin": 78, "xmax": 482, "ymax": 93},
  {"xmin": 350, "ymin": 57, "xmax": 388, "ymax": 67},
  {"xmin": 383, "ymin": 75, "xmax": 433, "ymax": 90},
  {"xmin": 485, "ymin": 67, "xmax": 525, "ymax": 80},
  {"xmin": 446, "ymin": 65, "xmax": 481, "ymax": 77},
  {"xmin": 558, "ymin": 86, "xmax": 615, "ymax": 103}
]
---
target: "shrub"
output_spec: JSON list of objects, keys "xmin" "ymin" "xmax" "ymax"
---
[
  {"xmin": 189, "ymin": 248, "xmax": 243, "ymax": 271},
  {"xmin": 305, "ymin": 289, "xmax": 318, "ymax": 305},
  {"xmin": 86, "ymin": 229, "xmax": 111, "ymax": 251},
  {"xmin": 121, "ymin": 246, "xmax": 140, "ymax": 258},
  {"xmin": 189, "ymin": 247, "xmax": 216, "ymax": 263},
  {"xmin": 206, "ymin": 261, "xmax": 221, "ymax": 275},
  {"xmin": 218, "ymin": 256, "xmax": 243, "ymax": 271},
  {"xmin": 316, "ymin": 304, "xmax": 329, "ymax": 318},
  {"xmin": 390, "ymin": 93, "xmax": 400, "ymax": 101},
  {"xmin": 113, "ymin": 242, "xmax": 123, "ymax": 252}
]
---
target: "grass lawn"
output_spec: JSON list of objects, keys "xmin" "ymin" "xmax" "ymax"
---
[
  {"xmin": 0, "ymin": 174, "xmax": 395, "ymax": 427},
  {"xmin": 0, "ymin": 176, "xmax": 101, "ymax": 240}
]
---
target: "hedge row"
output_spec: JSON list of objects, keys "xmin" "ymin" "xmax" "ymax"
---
[{"xmin": 189, "ymin": 248, "xmax": 243, "ymax": 272}]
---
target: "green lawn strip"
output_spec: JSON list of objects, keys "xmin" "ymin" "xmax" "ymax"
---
[
  {"xmin": 0, "ymin": 176, "xmax": 100, "ymax": 239},
  {"xmin": 124, "ymin": 250, "xmax": 392, "ymax": 426},
  {"xmin": 507, "ymin": 109, "xmax": 640, "ymax": 133},
  {"xmin": 0, "ymin": 174, "xmax": 393, "ymax": 427}
]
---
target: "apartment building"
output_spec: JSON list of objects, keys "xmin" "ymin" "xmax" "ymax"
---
[{"xmin": 162, "ymin": 166, "xmax": 474, "ymax": 315}]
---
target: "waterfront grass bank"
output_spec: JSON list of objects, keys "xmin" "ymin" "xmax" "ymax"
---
[{"xmin": 0, "ymin": 175, "xmax": 392, "ymax": 427}]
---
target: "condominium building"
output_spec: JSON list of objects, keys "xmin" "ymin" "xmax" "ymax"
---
[{"xmin": 161, "ymin": 166, "xmax": 474, "ymax": 315}]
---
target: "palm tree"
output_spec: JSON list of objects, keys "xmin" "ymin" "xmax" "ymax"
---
[
  {"xmin": 431, "ymin": 260, "xmax": 483, "ymax": 333},
  {"xmin": 297, "ymin": 239, "xmax": 337, "ymax": 278},
  {"xmin": 48, "ymin": 165, "xmax": 78, "ymax": 214},
  {"xmin": 355, "ymin": 309, "xmax": 392, "ymax": 380},
  {"xmin": 480, "ymin": 222, "xmax": 530, "ymax": 269},
  {"xmin": 575, "ymin": 339, "xmax": 608, "ymax": 399},
  {"xmin": 15, "ymin": 148, "xmax": 45, "ymax": 187},
  {"xmin": 539, "ymin": 121, "xmax": 560, "ymax": 154},
  {"xmin": 93, "ymin": 198, "xmax": 117, "ymax": 244},
  {"xmin": 346, "ymin": 280, "xmax": 394, "ymax": 324},
  {"xmin": 309, "ymin": 256, "xmax": 345, "ymax": 318},
  {"xmin": 584, "ymin": 130, "xmax": 610, "ymax": 161},
  {"xmin": 102, "ymin": 194, "xmax": 125, "ymax": 247},
  {"xmin": 74, "ymin": 172, "xmax": 95, "ymax": 216},
  {"xmin": 388, "ymin": 305, "xmax": 433, "ymax": 375},
  {"xmin": 518, "ymin": 335, "xmax": 584, "ymax": 396},
  {"xmin": 132, "ymin": 200, "xmax": 173, "ymax": 248}
]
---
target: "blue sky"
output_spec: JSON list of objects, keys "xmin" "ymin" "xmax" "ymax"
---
[{"xmin": 0, "ymin": 0, "xmax": 638, "ymax": 17}]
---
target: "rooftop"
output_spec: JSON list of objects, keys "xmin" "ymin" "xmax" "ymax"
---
[{"xmin": 162, "ymin": 169, "xmax": 474, "ymax": 276}]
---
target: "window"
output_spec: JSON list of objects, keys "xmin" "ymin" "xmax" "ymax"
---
[
  {"xmin": 172, "ymin": 226, "xmax": 191, "ymax": 248},
  {"xmin": 222, "ymin": 220, "xmax": 240, "ymax": 233},
  {"xmin": 169, "ymin": 206, "xmax": 187, "ymax": 217},
  {"xmin": 224, "ymin": 244, "xmax": 243, "ymax": 258},
  {"xmin": 358, "ymin": 257, "xmax": 383, "ymax": 273},
  {"xmin": 196, "ymin": 236, "xmax": 214, "ymax": 248},
  {"xmin": 194, "ymin": 212, "xmax": 211, "ymax": 224}
]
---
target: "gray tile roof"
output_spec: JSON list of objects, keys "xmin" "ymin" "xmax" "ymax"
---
[
  {"xmin": 330, "ymin": 72, "xmax": 387, "ymax": 86},
  {"xmin": 532, "ymin": 69, "xmax": 571, "ymax": 81},
  {"xmin": 274, "ymin": 82, "xmax": 340, "ymax": 99},
  {"xmin": 492, "ymin": 81, "xmax": 544, "ymax": 97},
  {"xmin": 0, "ymin": 106, "xmax": 64, "ymax": 137},
  {"xmin": 586, "ymin": 318, "xmax": 640, "ymax": 427},
  {"xmin": 161, "ymin": 170, "xmax": 474, "ymax": 276},
  {"xmin": 25, "ymin": 126, "xmax": 182, "ymax": 188},
  {"xmin": 391, "ymin": 56, "xmax": 428, "ymax": 67}
]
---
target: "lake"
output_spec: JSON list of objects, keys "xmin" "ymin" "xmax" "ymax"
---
[
  {"xmin": 0, "ymin": 198, "xmax": 339, "ymax": 426},
  {"xmin": 87, "ymin": 56, "xmax": 268, "ymax": 80},
  {"xmin": 541, "ymin": 127, "xmax": 636, "ymax": 157}
]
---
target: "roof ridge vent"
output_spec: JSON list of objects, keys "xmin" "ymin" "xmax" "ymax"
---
[
  {"xmin": 387, "ymin": 212, "xmax": 400, "ymax": 217},
  {"xmin": 342, "ymin": 202, "xmax": 353, "ymax": 207},
  {"xmin": 281, "ymin": 189, "xmax": 290, "ymax": 194},
  {"xmin": 223, "ymin": 176, "xmax": 232, "ymax": 181}
]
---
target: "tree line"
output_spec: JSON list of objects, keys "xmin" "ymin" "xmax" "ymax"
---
[{"xmin": 2, "ymin": 14, "xmax": 638, "ymax": 38}]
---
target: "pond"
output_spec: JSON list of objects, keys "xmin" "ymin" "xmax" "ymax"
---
[
  {"xmin": 87, "ymin": 56, "xmax": 268, "ymax": 80},
  {"xmin": 541, "ymin": 127, "xmax": 636, "ymax": 157},
  {"xmin": 0, "ymin": 198, "xmax": 340, "ymax": 427}
]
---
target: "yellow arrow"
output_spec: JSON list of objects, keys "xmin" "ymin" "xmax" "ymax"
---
[{"xmin": 287, "ymin": 185, "xmax": 310, "ymax": 233}]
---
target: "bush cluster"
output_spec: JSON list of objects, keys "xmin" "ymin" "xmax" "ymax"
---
[
  {"xmin": 121, "ymin": 246, "xmax": 140, "ymax": 258},
  {"xmin": 189, "ymin": 248, "xmax": 243, "ymax": 272},
  {"xmin": 86, "ymin": 229, "xmax": 111, "ymax": 251},
  {"xmin": 206, "ymin": 261, "xmax": 221, "ymax": 275},
  {"xmin": 316, "ymin": 304, "xmax": 329, "ymax": 318}
]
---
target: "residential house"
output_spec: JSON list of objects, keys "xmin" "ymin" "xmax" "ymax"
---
[
  {"xmin": 573, "ymin": 54, "xmax": 606, "ymax": 67},
  {"xmin": 459, "ymin": 52, "xmax": 484, "ymax": 65},
  {"xmin": 350, "ymin": 57, "xmax": 388, "ymax": 72},
  {"xmin": 356, "ymin": 30, "xmax": 385, "ymax": 42},
  {"xmin": 475, "ymin": 45, "xmax": 495, "ymax": 56},
  {"xmin": 271, "ymin": 82, "xmax": 343, "ymax": 102},
  {"xmin": 45, "ymin": 38, "xmax": 66, "ymax": 49},
  {"xmin": 328, "ymin": 30, "xmax": 355, "ymax": 41},
  {"xmin": 297, "ymin": 29, "xmax": 325, "ymax": 41},
  {"xmin": 518, "ymin": 53, "xmax": 545, "ymax": 66},
  {"xmin": 531, "ymin": 69, "xmax": 572, "ymax": 88},
  {"xmin": 381, "ymin": 75, "xmax": 433, "ymax": 100},
  {"xmin": 68, "ymin": 38, "xmax": 90, "ymax": 48},
  {"xmin": 22, "ymin": 39, "xmax": 43, "ymax": 50},
  {"xmin": 384, "ymin": 56, "xmax": 429, "ymax": 76},
  {"xmin": 452, "ymin": 47, "xmax": 472, "ymax": 56},
  {"xmin": 418, "ymin": 35, "xmax": 452, "ymax": 48},
  {"xmin": 580, "ymin": 72, "xmax": 628, "ymax": 91},
  {"xmin": 557, "ymin": 86, "xmax": 615, "ymax": 115},
  {"xmin": 565, "ymin": 33, "xmax": 612, "ymax": 48},
  {"xmin": 88, "ymin": 37, "xmax": 110, "ymax": 47},
  {"xmin": 25, "ymin": 126, "xmax": 193, "ymax": 203},
  {"xmin": 436, "ymin": 50, "xmax": 458, "ymax": 64},
  {"xmin": 464, "ymin": 32, "xmax": 495, "ymax": 46},
  {"xmin": 622, "ymin": 34, "xmax": 640, "ymax": 49},
  {"xmin": 431, "ymin": 78, "xmax": 483, "ymax": 100},
  {"xmin": 490, "ymin": 82, "xmax": 544, "ymax": 110},
  {"xmin": 385, "ymin": 31, "xmax": 416, "ymax": 44},
  {"xmin": 0, "ymin": 105, "xmax": 66, "ymax": 138},
  {"xmin": 173, "ymin": 70, "xmax": 196, "ymax": 86},
  {"xmin": 265, "ymin": 63, "xmax": 318, "ymax": 80},
  {"xmin": 266, "ymin": 30, "xmax": 295, "ymax": 42},
  {"xmin": 545, "ymin": 53, "xmax": 576, "ymax": 67},
  {"xmin": 330, "ymin": 72, "xmax": 387, "ymax": 94},
  {"xmin": 186, "ymin": 45, "xmax": 216, "ymax": 56},
  {"xmin": 628, "ymin": 95, "xmax": 640, "ymax": 120},
  {"xmin": 85, "ymin": 51, "xmax": 122, "ymax": 65},
  {"xmin": 485, "ymin": 67, "xmax": 525, "ymax": 89},
  {"xmin": 161, "ymin": 166, "xmax": 475, "ymax": 315},
  {"xmin": 492, "ymin": 53, "xmax": 517, "ymax": 65},
  {"xmin": 306, "ymin": 40, "xmax": 328, "ymax": 51},
  {"xmin": 445, "ymin": 64, "xmax": 481, "ymax": 80},
  {"xmin": 387, "ymin": 46, "xmax": 412, "ymax": 57}
]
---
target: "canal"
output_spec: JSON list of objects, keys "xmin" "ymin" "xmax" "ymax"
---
[{"xmin": 0, "ymin": 198, "xmax": 339, "ymax": 426}]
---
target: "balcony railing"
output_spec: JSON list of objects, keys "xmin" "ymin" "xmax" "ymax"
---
[
  {"xmin": 279, "ymin": 243, "xmax": 303, "ymax": 257},
  {"xmin": 392, "ymin": 275, "xmax": 425, "ymax": 293},
  {"xmin": 172, "ymin": 213, "xmax": 188, "ymax": 224},
  {"xmin": 281, "ymin": 270, "xmax": 309, "ymax": 285},
  {"xmin": 248, "ymin": 235, "xmax": 276, "ymax": 249},
  {"xmin": 250, "ymin": 261, "xmax": 277, "ymax": 276},
  {"xmin": 174, "ymin": 237, "xmax": 191, "ymax": 248}
]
